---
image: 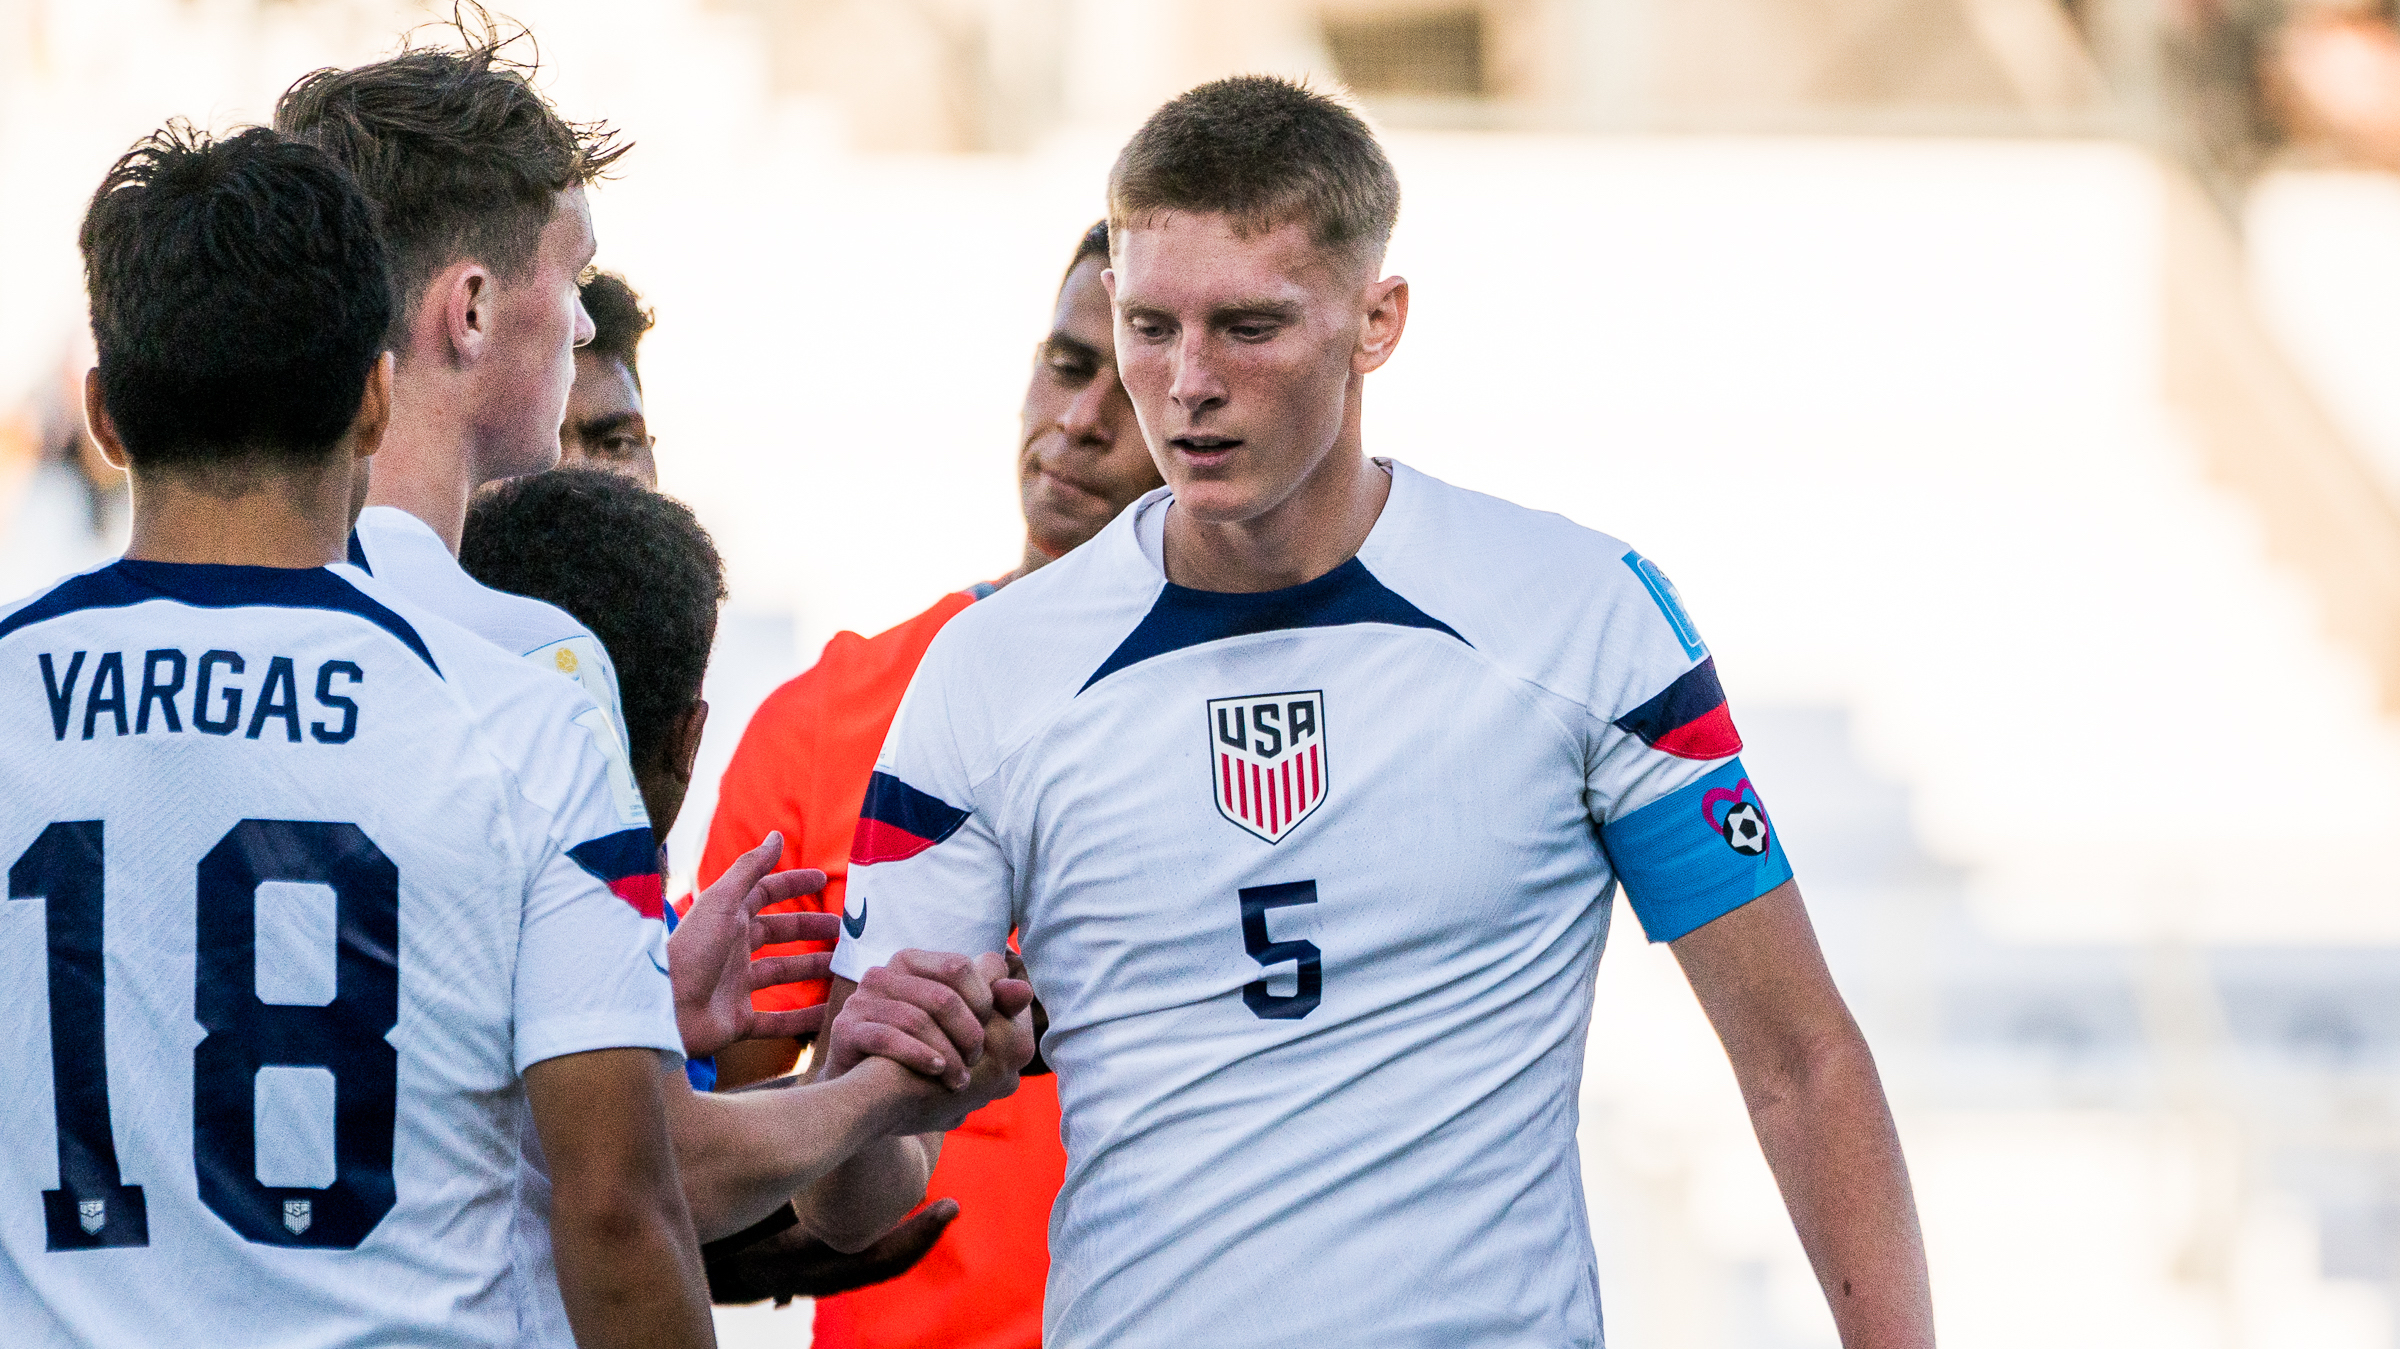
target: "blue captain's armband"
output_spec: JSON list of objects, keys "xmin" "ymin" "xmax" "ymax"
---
[{"xmin": 1601, "ymin": 757, "xmax": 1792, "ymax": 943}]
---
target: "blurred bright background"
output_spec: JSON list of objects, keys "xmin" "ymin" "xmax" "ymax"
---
[{"xmin": 8, "ymin": 1, "xmax": 2400, "ymax": 1345}]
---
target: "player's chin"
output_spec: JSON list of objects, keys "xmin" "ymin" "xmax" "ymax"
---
[
  {"xmin": 1160, "ymin": 475, "xmax": 1272, "ymax": 526},
  {"xmin": 1025, "ymin": 492, "xmax": 1112, "ymax": 549}
]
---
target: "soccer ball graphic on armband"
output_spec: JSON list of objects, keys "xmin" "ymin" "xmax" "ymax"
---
[{"xmin": 1720, "ymin": 801, "xmax": 1770, "ymax": 856}]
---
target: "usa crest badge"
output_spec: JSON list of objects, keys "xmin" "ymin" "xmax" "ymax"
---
[
  {"xmin": 283, "ymin": 1199, "xmax": 313, "ymax": 1236},
  {"xmin": 1208, "ymin": 690, "xmax": 1327, "ymax": 844},
  {"xmin": 77, "ymin": 1199, "xmax": 105, "ymax": 1234}
]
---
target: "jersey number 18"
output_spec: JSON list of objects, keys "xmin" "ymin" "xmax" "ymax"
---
[{"xmin": 10, "ymin": 818, "xmax": 400, "ymax": 1253}]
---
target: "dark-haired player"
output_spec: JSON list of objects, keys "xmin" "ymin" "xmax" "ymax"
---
[
  {"xmin": 811, "ymin": 78, "xmax": 1937, "ymax": 1348},
  {"xmin": 559, "ymin": 271, "xmax": 657, "ymax": 484},
  {"xmin": 0, "ymin": 125, "xmax": 706, "ymax": 1349},
  {"xmin": 277, "ymin": 33, "xmax": 1034, "ymax": 1346},
  {"xmin": 693, "ymin": 219, "xmax": 1157, "ymax": 1344}
]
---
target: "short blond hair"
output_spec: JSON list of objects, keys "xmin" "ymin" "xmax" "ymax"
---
[{"xmin": 1108, "ymin": 75, "xmax": 1399, "ymax": 262}]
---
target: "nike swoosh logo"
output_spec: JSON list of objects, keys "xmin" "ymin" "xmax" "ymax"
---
[
  {"xmin": 647, "ymin": 950, "xmax": 670, "ymax": 977},
  {"xmin": 841, "ymin": 902, "xmax": 867, "ymax": 939}
]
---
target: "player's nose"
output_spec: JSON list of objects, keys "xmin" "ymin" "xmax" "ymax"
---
[
  {"xmin": 1060, "ymin": 378, "xmax": 1116, "ymax": 447},
  {"xmin": 1167, "ymin": 334, "xmax": 1225, "ymax": 413}
]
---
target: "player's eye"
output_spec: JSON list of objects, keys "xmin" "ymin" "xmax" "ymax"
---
[{"xmin": 1228, "ymin": 321, "xmax": 1277, "ymax": 343}]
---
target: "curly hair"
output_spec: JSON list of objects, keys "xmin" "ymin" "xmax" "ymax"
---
[
  {"xmin": 273, "ymin": 8, "xmax": 627, "ymax": 341},
  {"xmin": 80, "ymin": 122, "xmax": 390, "ymax": 467},
  {"xmin": 460, "ymin": 469, "xmax": 724, "ymax": 775}
]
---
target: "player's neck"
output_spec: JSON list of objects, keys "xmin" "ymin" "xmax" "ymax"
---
[
  {"xmin": 123, "ymin": 455, "xmax": 356, "ymax": 569},
  {"xmin": 365, "ymin": 363, "xmax": 477, "ymax": 555},
  {"xmin": 1163, "ymin": 445, "xmax": 1390, "ymax": 593}
]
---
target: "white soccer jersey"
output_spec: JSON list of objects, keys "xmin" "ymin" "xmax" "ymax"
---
[
  {"xmin": 833, "ymin": 461, "xmax": 1794, "ymax": 1348},
  {"xmin": 342, "ymin": 504, "xmax": 654, "ymax": 1348},
  {"xmin": 0, "ymin": 559, "xmax": 679, "ymax": 1348},
  {"xmin": 345, "ymin": 505, "xmax": 644, "ymax": 828}
]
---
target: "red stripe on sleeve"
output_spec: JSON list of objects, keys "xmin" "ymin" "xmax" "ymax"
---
[
  {"xmin": 607, "ymin": 874, "xmax": 665, "ymax": 921},
  {"xmin": 851, "ymin": 817, "xmax": 941, "ymax": 866},
  {"xmin": 1652, "ymin": 702, "xmax": 1743, "ymax": 760}
]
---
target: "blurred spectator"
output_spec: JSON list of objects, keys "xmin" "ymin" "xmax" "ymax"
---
[{"xmin": 2269, "ymin": 0, "xmax": 2400, "ymax": 168}]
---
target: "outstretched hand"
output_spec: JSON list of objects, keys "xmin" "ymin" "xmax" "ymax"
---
[{"xmin": 669, "ymin": 831, "xmax": 838, "ymax": 1059}]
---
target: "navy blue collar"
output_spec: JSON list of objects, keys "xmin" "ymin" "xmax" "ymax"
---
[
  {"xmin": 1082, "ymin": 557, "xmax": 1462, "ymax": 693},
  {"xmin": 0, "ymin": 559, "xmax": 438, "ymax": 675}
]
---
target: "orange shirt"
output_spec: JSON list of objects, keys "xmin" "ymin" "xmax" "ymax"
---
[{"xmin": 698, "ymin": 588, "xmax": 1063, "ymax": 1349}]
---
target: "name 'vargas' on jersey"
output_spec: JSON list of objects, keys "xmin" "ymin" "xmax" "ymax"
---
[
  {"xmin": 831, "ymin": 462, "xmax": 1794, "ymax": 1349},
  {"xmin": 0, "ymin": 560, "xmax": 678, "ymax": 1349}
]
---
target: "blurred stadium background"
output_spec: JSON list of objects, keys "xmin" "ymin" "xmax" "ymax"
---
[{"xmin": 7, "ymin": 1, "xmax": 2400, "ymax": 1345}]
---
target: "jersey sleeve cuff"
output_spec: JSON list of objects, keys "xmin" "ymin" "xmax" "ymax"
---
[{"xmin": 514, "ymin": 1014, "xmax": 686, "ymax": 1075}]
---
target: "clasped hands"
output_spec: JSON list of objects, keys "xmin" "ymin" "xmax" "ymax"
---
[
  {"xmin": 824, "ymin": 949, "xmax": 1039, "ymax": 1135},
  {"xmin": 664, "ymin": 829, "xmax": 1035, "ymax": 1133}
]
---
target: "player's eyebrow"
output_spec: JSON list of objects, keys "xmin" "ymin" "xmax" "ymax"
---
[
  {"xmin": 1043, "ymin": 333, "xmax": 1102, "ymax": 365},
  {"xmin": 1210, "ymin": 298, "xmax": 1301, "ymax": 325},
  {"xmin": 572, "ymin": 410, "xmax": 643, "ymax": 436}
]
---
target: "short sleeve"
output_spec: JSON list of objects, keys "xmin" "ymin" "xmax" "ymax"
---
[
  {"xmin": 502, "ymin": 689, "xmax": 680, "ymax": 1072},
  {"xmin": 515, "ymin": 824, "xmax": 681, "ymax": 1071},
  {"xmin": 829, "ymin": 645, "xmax": 1015, "ymax": 981},
  {"xmin": 1585, "ymin": 553, "xmax": 1793, "ymax": 943}
]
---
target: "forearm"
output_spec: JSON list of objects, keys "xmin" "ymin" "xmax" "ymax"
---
[
  {"xmin": 712, "ymin": 1034, "xmax": 805, "ymax": 1089},
  {"xmin": 529, "ymin": 1050, "xmax": 713, "ymax": 1349},
  {"xmin": 790, "ymin": 1061, "xmax": 943, "ymax": 1253},
  {"xmin": 1739, "ymin": 1027, "xmax": 1933, "ymax": 1349},
  {"xmin": 550, "ymin": 1180, "xmax": 715, "ymax": 1349},
  {"xmin": 668, "ymin": 1059, "xmax": 914, "ymax": 1242}
]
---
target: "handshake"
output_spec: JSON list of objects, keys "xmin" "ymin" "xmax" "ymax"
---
[
  {"xmin": 668, "ymin": 833, "xmax": 1038, "ymax": 1134},
  {"xmin": 822, "ymin": 948, "xmax": 1041, "ymax": 1136}
]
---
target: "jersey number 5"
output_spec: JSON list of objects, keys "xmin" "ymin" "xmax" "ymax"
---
[
  {"xmin": 10, "ymin": 819, "xmax": 400, "ymax": 1252},
  {"xmin": 1239, "ymin": 880, "xmax": 1322, "ymax": 1020}
]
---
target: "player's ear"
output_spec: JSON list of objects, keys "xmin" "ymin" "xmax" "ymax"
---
[
  {"xmin": 1354, "ymin": 275, "xmax": 1408, "ymax": 376},
  {"xmin": 349, "ymin": 352, "xmax": 395, "ymax": 462},
  {"xmin": 81, "ymin": 367, "xmax": 131, "ymax": 472},
  {"xmin": 419, "ymin": 260, "xmax": 494, "ymax": 365}
]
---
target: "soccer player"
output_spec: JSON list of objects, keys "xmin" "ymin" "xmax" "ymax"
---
[
  {"xmin": 558, "ymin": 271, "xmax": 658, "ymax": 484},
  {"xmin": 273, "ymin": 32, "xmax": 1036, "ymax": 1344},
  {"xmin": 807, "ymin": 78, "xmax": 1937, "ymax": 1348},
  {"xmin": 0, "ymin": 124, "xmax": 705, "ymax": 1348},
  {"xmin": 693, "ymin": 219, "xmax": 1158, "ymax": 1338}
]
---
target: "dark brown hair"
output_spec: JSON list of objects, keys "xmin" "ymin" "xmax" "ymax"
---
[
  {"xmin": 1108, "ymin": 75, "xmax": 1399, "ymax": 262},
  {"xmin": 272, "ymin": 12, "xmax": 626, "ymax": 341},
  {"xmin": 580, "ymin": 271, "xmax": 654, "ymax": 386},
  {"xmin": 81, "ymin": 123, "xmax": 390, "ymax": 467},
  {"xmin": 1062, "ymin": 219, "xmax": 1109, "ymax": 288}
]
